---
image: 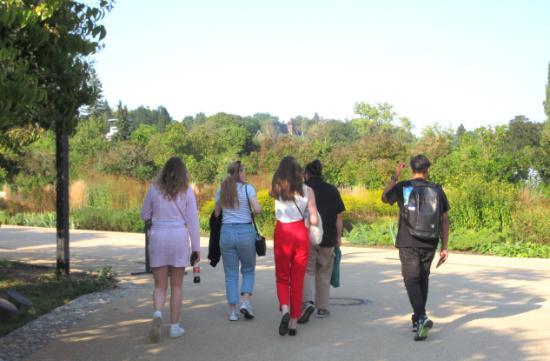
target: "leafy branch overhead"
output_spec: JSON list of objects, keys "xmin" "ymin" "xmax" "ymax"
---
[{"xmin": 0, "ymin": 0, "xmax": 113, "ymax": 132}]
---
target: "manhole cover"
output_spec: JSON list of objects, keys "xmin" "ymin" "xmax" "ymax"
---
[{"xmin": 329, "ymin": 297, "xmax": 372, "ymax": 306}]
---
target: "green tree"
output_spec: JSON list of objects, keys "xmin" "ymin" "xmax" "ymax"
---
[
  {"xmin": 507, "ymin": 116, "xmax": 542, "ymax": 151},
  {"xmin": 307, "ymin": 120, "xmax": 357, "ymax": 144},
  {"xmin": 535, "ymin": 120, "xmax": 550, "ymax": 183},
  {"xmin": 0, "ymin": 0, "xmax": 113, "ymax": 274},
  {"xmin": 129, "ymin": 105, "xmax": 172, "ymax": 131},
  {"xmin": 70, "ymin": 116, "xmax": 109, "ymax": 174},
  {"xmin": 352, "ymin": 102, "xmax": 396, "ymax": 135},
  {"xmin": 131, "ymin": 124, "xmax": 159, "ymax": 145},
  {"xmin": 0, "ymin": 125, "xmax": 45, "ymax": 183},
  {"xmin": 544, "ymin": 62, "xmax": 550, "ymax": 120},
  {"xmin": 87, "ymin": 98, "xmax": 113, "ymax": 119},
  {"xmin": 414, "ymin": 125, "xmax": 454, "ymax": 163},
  {"xmin": 457, "ymin": 124, "xmax": 466, "ymax": 137},
  {"xmin": 155, "ymin": 106, "xmax": 172, "ymax": 132},
  {"xmin": 146, "ymin": 122, "xmax": 191, "ymax": 168},
  {"xmin": 114, "ymin": 101, "xmax": 132, "ymax": 140},
  {"xmin": 99, "ymin": 140, "xmax": 157, "ymax": 181}
]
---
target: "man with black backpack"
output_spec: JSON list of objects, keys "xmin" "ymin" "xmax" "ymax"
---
[{"xmin": 382, "ymin": 155, "xmax": 449, "ymax": 341}]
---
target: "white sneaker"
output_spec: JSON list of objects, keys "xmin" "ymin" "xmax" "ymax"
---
[
  {"xmin": 169, "ymin": 325, "xmax": 185, "ymax": 338},
  {"xmin": 229, "ymin": 309, "xmax": 240, "ymax": 321},
  {"xmin": 239, "ymin": 300, "xmax": 255, "ymax": 319}
]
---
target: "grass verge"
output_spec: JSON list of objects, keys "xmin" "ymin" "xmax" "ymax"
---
[{"xmin": 0, "ymin": 260, "xmax": 117, "ymax": 337}]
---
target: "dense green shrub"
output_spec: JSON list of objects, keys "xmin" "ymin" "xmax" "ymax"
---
[
  {"xmin": 85, "ymin": 185, "xmax": 114, "ymax": 209},
  {"xmin": 199, "ymin": 199, "xmax": 215, "ymax": 235},
  {"xmin": 72, "ymin": 208, "xmax": 143, "ymax": 233},
  {"xmin": 255, "ymin": 189, "xmax": 276, "ymax": 238},
  {"xmin": 445, "ymin": 177, "xmax": 516, "ymax": 230},
  {"xmin": 5, "ymin": 212, "xmax": 58, "ymax": 228},
  {"xmin": 341, "ymin": 189, "xmax": 397, "ymax": 224},
  {"xmin": 344, "ymin": 220, "xmax": 397, "ymax": 246},
  {"xmin": 448, "ymin": 227, "xmax": 508, "ymax": 251},
  {"xmin": 510, "ymin": 189, "xmax": 550, "ymax": 244}
]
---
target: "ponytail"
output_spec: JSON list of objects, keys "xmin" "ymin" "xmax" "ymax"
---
[{"xmin": 219, "ymin": 161, "xmax": 242, "ymax": 209}]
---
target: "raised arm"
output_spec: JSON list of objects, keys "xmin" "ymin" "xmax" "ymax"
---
[{"xmin": 382, "ymin": 162, "xmax": 406, "ymax": 204}]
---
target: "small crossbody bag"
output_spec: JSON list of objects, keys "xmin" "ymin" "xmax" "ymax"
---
[{"xmin": 244, "ymin": 184, "xmax": 266, "ymax": 257}]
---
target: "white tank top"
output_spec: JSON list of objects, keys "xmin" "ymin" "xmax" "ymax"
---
[{"xmin": 275, "ymin": 185, "xmax": 309, "ymax": 223}]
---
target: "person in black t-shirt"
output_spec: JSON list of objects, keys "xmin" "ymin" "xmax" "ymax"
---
[
  {"xmin": 382, "ymin": 154, "xmax": 450, "ymax": 341},
  {"xmin": 298, "ymin": 160, "xmax": 346, "ymax": 323}
]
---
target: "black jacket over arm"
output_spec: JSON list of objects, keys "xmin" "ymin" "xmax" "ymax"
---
[{"xmin": 207, "ymin": 210, "xmax": 222, "ymax": 267}]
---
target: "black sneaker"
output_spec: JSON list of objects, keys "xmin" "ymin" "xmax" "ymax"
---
[
  {"xmin": 316, "ymin": 309, "xmax": 330, "ymax": 318},
  {"xmin": 411, "ymin": 314, "xmax": 418, "ymax": 332},
  {"xmin": 414, "ymin": 317, "xmax": 433, "ymax": 341},
  {"xmin": 298, "ymin": 303, "xmax": 315, "ymax": 324},
  {"xmin": 279, "ymin": 313, "xmax": 291, "ymax": 336}
]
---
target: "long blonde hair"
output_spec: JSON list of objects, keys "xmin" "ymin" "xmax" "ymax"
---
[
  {"xmin": 219, "ymin": 161, "xmax": 243, "ymax": 209},
  {"xmin": 155, "ymin": 156, "xmax": 189, "ymax": 200}
]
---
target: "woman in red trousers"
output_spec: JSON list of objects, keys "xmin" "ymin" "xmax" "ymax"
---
[{"xmin": 271, "ymin": 156, "xmax": 319, "ymax": 336}]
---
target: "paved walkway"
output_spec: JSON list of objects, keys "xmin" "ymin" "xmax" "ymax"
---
[{"xmin": 1, "ymin": 226, "xmax": 550, "ymax": 361}]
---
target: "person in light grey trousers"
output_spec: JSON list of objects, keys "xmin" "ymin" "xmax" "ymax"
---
[{"xmin": 299, "ymin": 160, "xmax": 345, "ymax": 323}]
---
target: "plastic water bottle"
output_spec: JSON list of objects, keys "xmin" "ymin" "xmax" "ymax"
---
[{"xmin": 193, "ymin": 265, "xmax": 201, "ymax": 284}]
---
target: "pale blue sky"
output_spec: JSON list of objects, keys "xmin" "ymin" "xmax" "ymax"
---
[{"xmin": 94, "ymin": 0, "xmax": 550, "ymax": 131}]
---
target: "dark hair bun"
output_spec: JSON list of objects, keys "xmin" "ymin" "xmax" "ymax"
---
[{"xmin": 306, "ymin": 159, "xmax": 323, "ymax": 176}]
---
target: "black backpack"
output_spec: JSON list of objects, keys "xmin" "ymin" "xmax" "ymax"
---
[{"xmin": 401, "ymin": 181, "xmax": 441, "ymax": 240}]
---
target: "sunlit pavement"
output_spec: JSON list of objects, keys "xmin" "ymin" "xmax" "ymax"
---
[{"xmin": 1, "ymin": 225, "xmax": 550, "ymax": 361}]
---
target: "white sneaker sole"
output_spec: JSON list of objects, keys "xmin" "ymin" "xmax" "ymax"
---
[{"xmin": 169, "ymin": 329, "xmax": 185, "ymax": 338}]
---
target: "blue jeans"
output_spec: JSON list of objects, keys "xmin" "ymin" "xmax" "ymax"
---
[{"xmin": 220, "ymin": 223, "xmax": 257, "ymax": 305}]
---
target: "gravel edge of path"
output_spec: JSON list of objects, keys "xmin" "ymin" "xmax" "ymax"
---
[{"xmin": 0, "ymin": 282, "xmax": 141, "ymax": 361}]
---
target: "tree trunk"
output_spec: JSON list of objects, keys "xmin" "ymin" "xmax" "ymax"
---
[{"xmin": 55, "ymin": 126, "xmax": 70, "ymax": 276}]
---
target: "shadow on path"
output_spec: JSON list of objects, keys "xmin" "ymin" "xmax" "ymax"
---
[{"xmin": 23, "ymin": 248, "xmax": 549, "ymax": 361}]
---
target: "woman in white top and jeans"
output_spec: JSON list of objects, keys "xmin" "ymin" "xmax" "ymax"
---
[
  {"xmin": 271, "ymin": 156, "xmax": 319, "ymax": 336},
  {"xmin": 215, "ymin": 161, "xmax": 261, "ymax": 321}
]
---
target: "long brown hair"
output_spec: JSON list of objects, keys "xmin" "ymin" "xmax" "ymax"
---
[
  {"xmin": 219, "ymin": 161, "xmax": 243, "ymax": 209},
  {"xmin": 270, "ymin": 156, "xmax": 304, "ymax": 201},
  {"xmin": 155, "ymin": 156, "xmax": 189, "ymax": 200}
]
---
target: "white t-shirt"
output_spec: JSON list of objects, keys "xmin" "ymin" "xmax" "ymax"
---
[{"xmin": 275, "ymin": 185, "xmax": 310, "ymax": 223}]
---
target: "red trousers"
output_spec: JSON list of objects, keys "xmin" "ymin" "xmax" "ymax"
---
[{"xmin": 274, "ymin": 220, "xmax": 310, "ymax": 318}]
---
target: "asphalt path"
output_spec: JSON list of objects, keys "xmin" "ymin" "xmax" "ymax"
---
[{"xmin": 1, "ymin": 226, "xmax": 549, "ymax": 361}]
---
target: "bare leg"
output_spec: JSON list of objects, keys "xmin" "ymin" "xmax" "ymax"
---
[
  {"xmin": 170, "ymin": 267, "xmax": 185, "ymax": 324},
  {"xmin": 281, "ymin": 304, "xmax": 290, "ymax": 314},
  {"xmin": 153, "ymin": 266, "xmax": 169, "ymax": 313},
  {"xmin": 289, "ymin": 318, "xmax": 298, "ymax": 328}
]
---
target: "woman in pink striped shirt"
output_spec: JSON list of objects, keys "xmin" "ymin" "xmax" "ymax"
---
[{"xmin": 141, "ymin": 157, "xmax": 201, "ymax": 343}]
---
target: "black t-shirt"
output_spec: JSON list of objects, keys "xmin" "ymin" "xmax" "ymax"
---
[
  {"xmin": 305, "ymin": 176, "xmax": 346, "ymax": 248},
  {"xmin": 385, "ymin": 178, "xmax": 450, "ymax": 249}
]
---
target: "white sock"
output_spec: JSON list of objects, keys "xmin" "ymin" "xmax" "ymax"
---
[
  {"xmin": 153, "ymin": 311, "xmax": 162, "ymax": 318},
  {"xmin": 170, "ymin": 323, "xmax": 180, "ymax": 330}
]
